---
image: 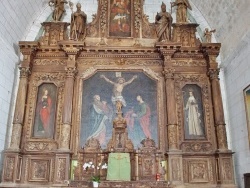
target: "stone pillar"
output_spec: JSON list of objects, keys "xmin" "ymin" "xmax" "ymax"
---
[{"xmin": 9, "ymin": 42, "xmax": 37, "ymax": 150}]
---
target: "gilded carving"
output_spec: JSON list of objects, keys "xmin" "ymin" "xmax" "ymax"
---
[
  {"xmin": 4, "ymin": 157, "xmax": 15, "ymax": 180},
  {"xmin": 32, "ymin": 161, "xmax": 48, "ymax": 179},
  {"xmin": 10, "ymin": 123, "xmax": 22, "ymax": 150},
  {"xmin": 134, "ymin": 0, "xmax": 141, "ymax": 37},
  {"xmin": 216, "ymin": 125, "xmax": 228, "ymax": 150},
  {"xmin": 163, "ymin": 68, "xmax": 175, "ymax": 79},
  {"xmin": 208, "ymin": 68, "xmax": 220, "ymax": 80},
  {"xmin": 171, "ymin": 158, "xmax": 181, "ymax": 181},
  {"xmin": 222, "ymin": 158, "xmax": 233, "ymax": 181},
  {"xmin": 25, "ymin": 141, "xmax": 58, "ymax": 151},
  {"xmin": 65, "ymin": 67, "xmax": 77, "ymax": 78},
  {"xmin": 189, "ymin": 162, "xmax": 209, "ymax": 182},
  {"xmin": 86, "ymin": 14, "xmax": 98, "ymax": 37},
  {"xmin": 60, "ymin": 124, "xmax": 71, "ymax": 149},
  {"xmin": 78, "ymin": 59, "xmax": 162, "ymax": 66},
  {"xmin": 100, "ymin": 0, "xmax": 108, "ymax": 35},
  {"xmin": 57, "ymin": 158, "xmax": 66, "ymax": 181},
  {"xmin": 175, "ymin": 74, "xmax": 207, "ymax": 82},
  {"xmin": 168, "ymin": 124, "xmax": 178, "ymax": 149},
  {"xmin": 19, "ymin": 67, "xmax": 31, "ymax": 78},
  {"xmin": 143, "ymin": 158, "xmax": 153, "ymax": 176},
  {"xmin": 142, "ymin": 14, "xmax": 157, "ymax": 39},
  {"xmin": 172, "ymin": 60, "xmax": 206, "ymax": 67},
  {"xmin": 34, "ymin": 73, "xmax": 65, "ymax": 82},
  {"xmin": 33, "ymin": 59, "xmax": 66, "ymax": 66},
  {"xmin": 181, "ymin": 142, "xmax": 212, "ymax": 152}
]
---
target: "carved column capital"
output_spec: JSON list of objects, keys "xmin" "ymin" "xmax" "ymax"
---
[
  {"xmin": 65, "ymin": 67, "xmax": 78, "ymax": 78},
  {"xmin": 19, "ymin": 67, "xmax": 31, "ymax": 78},
  {"xmin": 163, "ymin": 68, "xmax": 175, "ymax": 80},
  {"xmin": 207, "ymin": 68, "xmax": 220, "ymax": 80}
]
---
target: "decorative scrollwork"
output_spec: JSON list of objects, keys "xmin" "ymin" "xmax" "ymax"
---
[
  {"xmin": 172, "ymin": 60, "xmax": 206, "ymax": 67},
  {"xmin": 34, "ymin": 73, "xmax": 65, "ymax": 81},
  {"xmin": 25, "ymin": 141, "xmax": 58, "ymax": 151},
  {"xmin": 181, "ymin": 142, "xmax": 213, "ymax": 152},
  {"xmin": 33, "ymin": 59, "xmax": 66, "ymax": 66},
  {"xmin": 134, "ymin": 0, "xmax": 141, "ymax": 37},
  {"xmin": 100, "ymin": 0, "xmax": 108, "ymax": 35}
]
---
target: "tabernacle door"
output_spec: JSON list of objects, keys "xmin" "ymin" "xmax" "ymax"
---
[{"xmin": 106, "ymin": 153, "xmax": 131, "ymax": 181}]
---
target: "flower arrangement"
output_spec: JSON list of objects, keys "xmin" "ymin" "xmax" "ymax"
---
[{"xmin": 82, "ymin": 161, "xmax": 108, "ymax": 183}]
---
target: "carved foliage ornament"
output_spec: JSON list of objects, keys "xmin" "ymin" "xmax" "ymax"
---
[
  {"xmin": 31, "ymin": 160, "xmax": 48, "ymax": 180},
  {"xmin": 100, "ymin": 0, "xmax": 108, "ymax": 35},
  {"xmin": 19, "ymin": 67, "xmax": 31, "ymax": 78},
  {"xmin": 172, "ymin": 60, "xmax": 206, "ymax": 67},
  {"xmin": 181, "ymin": 142, "xmax": 213, "ymax": 152},
  {"xmin": 25, "ymin": 141, "xmax": 58, "ymax": 151},
  {"xmin": 33, "ymin": 59, "xmax": 67, "ymax": 66},
  {"xmin": 78, "ymin": 59, "xmax": 162, "ymax": 66},
  {"xmin": 57, "ymin": 158, "xmax": 66, "ymax": 181},
  {"xmin": 4, "ymin": 157, "xmax": 15, "ymax": 180},
  {"xmin": 208, "ymin": 68, "xmax": 220, "ymax": 80},
  {"xmin": 134, "ymin": 0, "xmax": 141, "ymax": 36}
]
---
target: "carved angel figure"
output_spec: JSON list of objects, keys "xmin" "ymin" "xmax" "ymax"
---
[{"xmin": 203, "ymin": 28, "xmax": 216, "ymax": 43}]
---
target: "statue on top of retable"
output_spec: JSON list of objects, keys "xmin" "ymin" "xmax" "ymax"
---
[
  {"xmin": 49, "ymin": 0, "xmax": 68, "ymax": 21},
  {"xmin": 171, "ymin": 0, "xmax": 192, "ymax": 23},
  {"xmin": 155, "ymin": 2, "xmax": 173, "ymax": 42}
]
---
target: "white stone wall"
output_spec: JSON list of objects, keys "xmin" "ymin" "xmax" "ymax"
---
[
  {"xmin": 0, "ymin": 0, "xmax": 47, "ymax": 173},
  {"xmin": 222, "ymin": 30, "xmax": 250, "ymax": 187}
]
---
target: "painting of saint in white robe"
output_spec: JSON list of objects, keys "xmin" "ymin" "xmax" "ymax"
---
[{"xmin": 183, "ymin": 85, "xmax": 205, "ymax": 139}]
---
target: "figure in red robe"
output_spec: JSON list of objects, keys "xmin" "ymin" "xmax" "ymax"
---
[{"xmin": 38, "ymin": 89, "xmax": 52, "ymax": 134}]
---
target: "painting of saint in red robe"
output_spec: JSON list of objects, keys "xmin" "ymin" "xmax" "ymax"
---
[
  {"xmin": 109, "ymin": 0, "xmax": 131, "ymax": 37},
  {"xmin": 33, "ymin": 84, "xmax": 57, "ymax": 138}
]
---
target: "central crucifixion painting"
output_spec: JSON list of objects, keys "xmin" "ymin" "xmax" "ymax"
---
[{"xmin": 81, "ymin": 71, "xmax": 158, "ymax": 148}]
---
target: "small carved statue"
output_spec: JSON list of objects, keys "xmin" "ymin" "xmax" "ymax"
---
[
  {"xmin": 49, "ymin": 0, "xmax": 68, "ymax": 21},
  {"xmin": 171, "ymin": 0, "xmax": 192, "ymax": 23},
  {"xmin": 155, "ymin": 2, "xmax": 173, "ymax": 42},
  {"xmin": 70, "ymin": 3, "xmax": 87, "ymax": 41},
  {"xmin": 203, "ymin": 28, "xmax": 216, "ymax": 43}
]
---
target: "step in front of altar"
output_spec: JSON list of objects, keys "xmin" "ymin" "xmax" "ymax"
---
[{"xmin": 70, "ymin": 180, "xmax": 171, "ymax": 188}]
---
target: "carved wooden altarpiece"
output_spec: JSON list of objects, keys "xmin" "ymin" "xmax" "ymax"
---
[{"xmin": 1, "ymin": 0, "xmax": 237, "ymax": 187}]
